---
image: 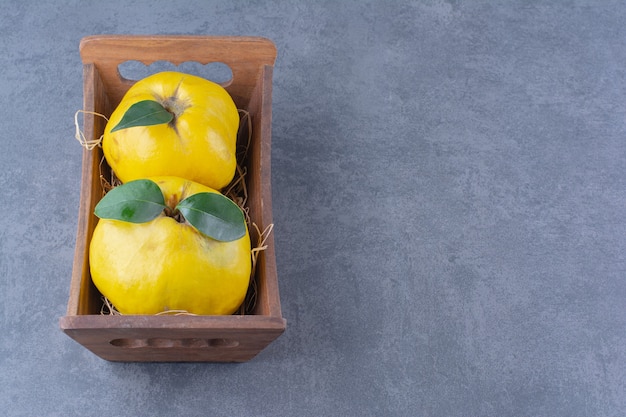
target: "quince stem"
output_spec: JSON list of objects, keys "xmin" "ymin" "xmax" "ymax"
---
[{"xmin": 164, "ymin": 206, "xmax": 185, "ymax": 223}]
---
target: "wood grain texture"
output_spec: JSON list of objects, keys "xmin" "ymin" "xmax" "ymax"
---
[{"xmin": 79, "ymin": 35, "xmax": 277, "ymax": 108}]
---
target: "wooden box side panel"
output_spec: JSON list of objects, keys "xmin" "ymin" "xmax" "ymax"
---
[
  {"xmin": 79, "ymin": 35, "xmax": 277, "ymax": 109},
  {"xmin": 246, "ymin": 65, "xmax": 283, "ymax": 318},
  {"xmin": 67, "ymin": 64, "xmax": 111, "ymax": 316},
  {"xmin": 60, "ymin": 315, "xmax": 285, "ymax": 362}
]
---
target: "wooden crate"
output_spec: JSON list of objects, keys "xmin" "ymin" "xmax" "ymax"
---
[{"xmin": 59, "ymin": 35, "xmax": 286, "ymax": 362}]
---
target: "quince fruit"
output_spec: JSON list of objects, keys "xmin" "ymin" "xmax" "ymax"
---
[
  {"xmin": 89, "ymin": 176, "xmax": 251, "ymax": 315},
  {"xmin": 102, "ymin": 71, "xmax": 239, "ymax": 190}
]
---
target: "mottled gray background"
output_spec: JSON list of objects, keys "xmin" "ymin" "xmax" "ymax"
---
[{"xmin": 1, "ymin": 1, "xmax": 625, "ymax": 416}]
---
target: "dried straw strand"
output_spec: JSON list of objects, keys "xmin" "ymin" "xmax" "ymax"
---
[{"xmin": 74, "ymin": 110, "xmax": 108, "ymax": 150}]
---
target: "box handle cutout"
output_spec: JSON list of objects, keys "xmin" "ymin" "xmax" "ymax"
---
[
  {"xmin": 118, "ymin": 60, "xmax": 233, "ymax": 85},
  {"xmin": 109, "ymin": 337, "xmax": 239, "ymax": 349}
]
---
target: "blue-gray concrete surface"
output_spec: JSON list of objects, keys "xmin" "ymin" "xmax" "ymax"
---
[{"xmin": 1, "ymin": 1, "xmax": 625, "ymax": 416}]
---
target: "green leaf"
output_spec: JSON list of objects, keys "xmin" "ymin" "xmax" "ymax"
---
[
  {"xmin": 176, "ymin": 193, "xmax": 246, "ymax": 242},
  {"xmin": 94, "ymin": 179, "xmax": 166, "ymax": 223},
  {"xmin": 110, "ymin": 100, "xmax": 173, "ymax": 132}
]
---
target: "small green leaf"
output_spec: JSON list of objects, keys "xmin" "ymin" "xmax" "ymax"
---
[
  {"xmin": 95, "ymin": 179, "xmax": 166, "ymax": 223},
  {"xmin": 176, "ymin": 193, "xmax": 246, "ymax": 242},
  {"xmin": 110, "ymin": 100, "xmax": 173, "ymax": 132}
]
